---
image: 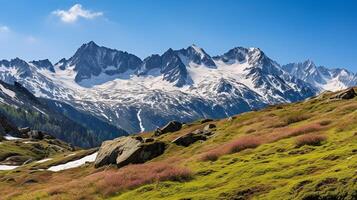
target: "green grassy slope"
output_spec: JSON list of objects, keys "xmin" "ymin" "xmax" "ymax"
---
[
  {"xmin": 0, "ymin": 89, "xmax": 356, "ymax": 200},
  {"xmin": 112, "ymin": 90, "xmax": 357, "ymax": 200}
]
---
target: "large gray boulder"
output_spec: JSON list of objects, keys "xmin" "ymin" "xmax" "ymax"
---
[
  {"xmin": 94, "ymin": 136, "xmax": 166, "ymax": 168},
  {"xmin": 154, "ymin": 121, "xmax": 183, "ymax": 136}
]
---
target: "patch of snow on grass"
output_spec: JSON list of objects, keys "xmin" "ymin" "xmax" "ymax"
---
[
  {"xmin": 36, "ymin": 158, "xmax": 53, "ymax": 163},
  {"xmin": 0, "ymin": 165, "xmax": 18, "ymax": 170},
  {"xmin": 4, "ymin": 135, "xmax": 22, "ymax": 140},
  {"xmin": 47, "ymin": 152, "xmax": 97, "ymax": 172}
]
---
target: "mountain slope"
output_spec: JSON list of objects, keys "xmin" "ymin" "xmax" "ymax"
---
[
  {"xmin": 0, "ymin": 87, "xmax": 356, "ymax": 200},
  {"xmin": 0, "ymin": 42, "xmax": 320, "ymax": 133},
  {"xmin": 0, "ymin": 80, "xmax": 127, "ymax": 147}
]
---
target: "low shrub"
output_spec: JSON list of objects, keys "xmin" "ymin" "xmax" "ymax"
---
[
  {"xmin": 97, "ymin": 162, "xmax": 192, "ymax": 196},
  {"xmin": 269, "ymin": 123, "xmax": 322, "ymax": 142},
  {"xmin": 200, "ymin": 124, "xmax": 322, "ymax": 162},
  {"xmin": 319, "ymin": 120, "xmax": 332, "ymax": 126},
  {"xmin": 200, "ymin": 136, "xmax": 262, "ymax": 162},
  {"xmin": 295, "ymin": 134, "xmax": 327, "ymax": 147},
  {"xmin": 200, "ymin": 149, "xmax": 224, "ymax": 161},
  {"xmin": 284, "ymin": 113, "xmax": 310, "ymax": 125},
  {"xmin": 289, "ymin": 124, "xmax": 321, "ymax": 136},
  {"xmin": 227, "ymin": 136, "xmax": 262, "ymax": 154}
]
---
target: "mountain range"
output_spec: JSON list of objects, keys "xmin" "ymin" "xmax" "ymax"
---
[{"xmin": 0, "ymin": 41, "xmax": 355, "ymax": 137}]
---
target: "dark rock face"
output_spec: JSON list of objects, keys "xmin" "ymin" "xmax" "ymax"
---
[
  {"xmin": 26, "ymin": 130, "xmax": 44, "ymax": 140},
  {"xmin": 0, "ymin": 115, "xmax": 21, "ymax": 137},
  {"xmin": 19, "ymin": 127, "xmax": 30, "ymax": 135},
  {"xmin": 62, "ymin": 41, "xmax": 143, "ymax": 83},
  {"xmin": 140, "ymin": 54, "xmax": 162, "ymax": 74},
  {"xmin": 200, "ymin": 119, "xmax": 213, "ymax": 124},
  {"xmin": 94, "ymin": 136, "xmax": 166, "ymax": 168},
  {"xmin": 213, "ymin": 47, "xmax": 248, "ymax": 63},
  {"xmin": 172, "ymin": 129, "xmax": 213, "ymax": 147},
  {"xmin": 176, "ymin": 45, "xmax": 216, "ymax": 68},
  {"xmin": 154, "ymin": 121, "xmax": 183, "ymax": 136},
  {"xmin": 30, "ymin": 59, "xmax": 55, "ymax": 72},
  {"xmin": 330, "ymin": 88, "xmax": 356, "ymax": 100},
  {"xmin": 160, "ymin": 49, "xmax": 189, "ymax": 87}
]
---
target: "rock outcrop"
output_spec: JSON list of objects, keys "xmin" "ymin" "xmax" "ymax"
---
[
  {"xmin": 203, "ymin": 124, "xmax": 216, "ymax": 131},
  {"xmin": 330, "ymin": 88, "xmax": 356, "ymax": 100},
  {"xmin": 172, "ymin": 129, "xmax": 214, "ymax": 147},
  {"xmin": 94, "ymin": 136, "xmax": 166, "ymax": 168},
  {"xmin": 154, "ymin": 121, "xmax": 183, "ymax": 136},
  {"xmin": 26, "ymin": 130, "xmax": 45, "ymax": 140},
  {"xmin": 172, "ymin": 133, "xmax": 207, "ymax": 147},
  {"xmin": 200, "ymin": 119, "xmax": 213, "ymax": 124}
]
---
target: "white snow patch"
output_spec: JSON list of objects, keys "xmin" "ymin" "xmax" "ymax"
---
[
  {"xmin": 47, "ymin": 152, "xmax": 97, "ymax": 172},
  {"xmin": 33, "ymin": 106, "xmax": 48, "ymax": 116},
  {"xmin": 137, "ymin": 109, "xmax": 145, "ymax": 133},
  {"xmin": 0, "ymin": 165, "xmax": 18, "ymax": 170},
  {"xmin": 36, "ymin": 158, "xmax": 53, "ymax": 163},
  {"xmin": 0, "ymin": 84, "xmax": 16, "ymax": 98},
  {"xmin": 191, "ymin": 45, "xmax": 205, "ymax": 59},
  {"xmin": 4, "ymin": 135, "xmax": 22, "ymax": 140},
  {"xmin": 23, "ymin": 141, "xmax": 36, "ymax": 144}
]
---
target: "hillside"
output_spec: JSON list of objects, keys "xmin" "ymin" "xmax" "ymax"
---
[
  {"xmin": 0, "ymin": 81, "xmax": 127, "ymax": 147},
  {"xmin": 0, "ymin": 87, "xmax": 356, "ymax": 200}
]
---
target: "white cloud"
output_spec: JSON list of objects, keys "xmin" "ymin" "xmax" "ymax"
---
[
  {"xmin": 52, "ymin": 4, "xmax": 103, "ymax": 23},
  {"xmin": 0, "ymin": 25, "xmax": 10, "ymax": 33}
]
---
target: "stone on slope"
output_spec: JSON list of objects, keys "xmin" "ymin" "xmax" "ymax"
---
[
  {"xmin": 203, "ymin": 124, "xmax": 216, "ymax": 131},
  {"xmin": 94, "ymin": 136, "xmax": 166, "ymax": 168},
  {"xmin": 154, "ymin": 121, "xmax": 183, "ymax": 136},
  {"xmin": 19, "ymin": 127, "xmax": 30, "ymax": 135},
  {"xmin": 172, "ymin": 129, "xmax": 214, "ymax": 147},
  {"xmin": 330, "ymin": 88, "xmax": 356, "ymax": 100},
  {"xmin": 200, "ymin": 119, "xmax": 213, "ymax": 124},
  {"xmin": 26, "ymin": 130, "xmax": 44, "ymax": 140}
]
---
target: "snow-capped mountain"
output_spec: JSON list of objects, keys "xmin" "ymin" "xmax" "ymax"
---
[
  {"xmin": 0, "ymin": 42, "xmax": 328, "ymax": 134},
  {"xmin": 283, "ymin": 60, "xmax": 357, "ymax": 92}
]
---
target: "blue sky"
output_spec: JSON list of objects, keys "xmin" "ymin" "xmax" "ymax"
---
[{"xmin": 0, "ymin": 0, "xmax": 356, "ymax": 70}]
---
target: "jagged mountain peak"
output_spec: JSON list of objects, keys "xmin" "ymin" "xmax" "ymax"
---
[
  {"xmin": 10, "ymin": 57, "xmax": 29, "ymax": 67},
  {"xmin": 176, "ymin": 45, "xmax": 216, "ymax": 68},
  {"xmin": 60, "ymin": 41, "xmax": 143, "ymax": 84},
  {"xmin": 213, "ymin": 46, "xmax": 268, "ymax": 65},
  {"xmin": 283, "ymin": 60, "xmax": 357, "ymax": 92},
  {"xmin": 304, "ymin": 59, "xmax": 315, "ymax": 66},
  {"xmin": 30, "ymin": 59, "xmax": 55, "ymax": 72}
]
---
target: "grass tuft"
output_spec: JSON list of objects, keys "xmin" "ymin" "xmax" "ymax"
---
[
  {"xmin": 227, "ymin": 136, "xmax": 262, "ymax": 154},
  {"xmin": 295, "ymin": 134, "xmax": 327, "ymax": 147}
]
